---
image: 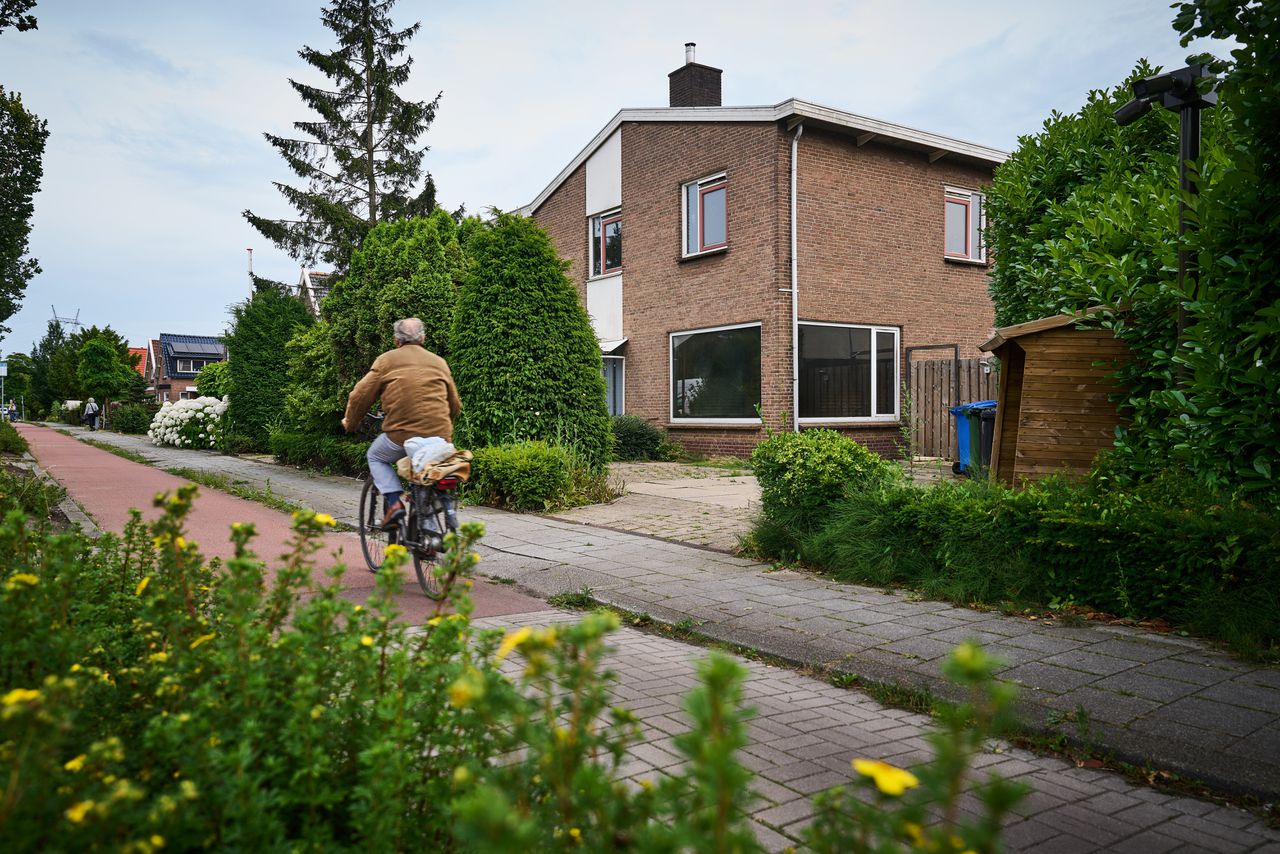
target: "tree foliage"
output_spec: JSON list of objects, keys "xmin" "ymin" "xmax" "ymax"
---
[
  {"xmin": 985, "ymin": 4, "xmax": 1280, "ymax": 504},
  {"xmin": 243, "ymin": 0, "xmax": 440, "ymax": 268},
  {"xmin": 195, "ymin": 360, "xmax": 231, "ymax": 399},
  {"xmin": 0, "ymin": 85, "xmax": 48, "ymax": 341},
  {"xmin": 0, "ymin": 0, "xmax": 37, "ymax": 34},
  {"xmin": 280, "ymin": 319, "xmax": 347, "ymax": 435},
  {"xmin": 75, "ymin": 336, "xmax": 135, "ymax": 405},
  {"xmin": 225, "ymin": 280, "xmax": 313, "ymax": 447},
  {"xmin": 449, "ymin": 213, "xmax": 611, "ymax": 468},
  {"xmin": 28, "ymin": 319, "xmax": 63, "ymax": 411},
  {"xmin": 323, "ymin": 210, "xmax": 462, "ymax": 384}
]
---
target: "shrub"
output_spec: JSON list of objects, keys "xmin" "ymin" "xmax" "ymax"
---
[
  {"xmin": 774, "ymin": 473, "xmax": 1280, "ymax": 657},
  {"xmin": 147, "ymin": 397, "xmax": 227, "ymax": 449},
  {"xmin": 225, "ymin": 280, "xmax": 313, "ymax": 448},
  {"xmin": 59, "ymin": 402, "xmax": 82, "ymax": 426},
  {"xmin": 751, "ymin": 429, "xmax": 897, "ymax": 524},
  {"xmin": 0, "ymin": 464, "xmax": 63, "ymax": 518},
  {"xmin": 269, "ymin": 431, "xmax": 371, "ymax": 476},
  {"xmin": 449, "ymin": 213, "xmax": 612, "ymax": 469},
  {"xmin": 467, "ymin": 441, "xmax": 573, "ymax": 512},
  {"xmin": 611, "ymin": 415, "xmax": 669, "ymax": 461},
  {"xmin": 0, "ymin": 421, "xmax": 28, "ymax": 454},
  {"xmin": 194, "ymin": 360, "xmax": 231, "ymax": 398},
  {"xmin": 279, "ymin": 320, "xmax": 347, "ymax": 435},
  {"xmin": 110, "ymin": 404, "xmax": 152, "ymax": 435}
]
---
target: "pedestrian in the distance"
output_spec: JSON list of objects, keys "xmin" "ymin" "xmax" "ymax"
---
[{"xmin": 83, "ymin": 397, "xmax": 99, "ymax": 431}]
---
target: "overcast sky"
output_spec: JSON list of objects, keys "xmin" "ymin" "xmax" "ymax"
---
[{"xmin": 0, "ymin": 0, "xmax": 1224, "ymax": 354}]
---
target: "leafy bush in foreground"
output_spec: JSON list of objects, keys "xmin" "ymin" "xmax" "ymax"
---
[
  {"xmin": 0, "ymin": 487, "xmax": 1023, "ymax": 850},
  {"xmin": 467, "ymin": 440, "xmax": 572, "ymax": 512},
  {"xmin": 0, "ymin": 420, "xmax": 28, "ymax": 454}
]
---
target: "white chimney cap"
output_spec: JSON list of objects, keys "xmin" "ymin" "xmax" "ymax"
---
[{"xmin": 685, "ymin": 42, "xmax": 696, "ymax": 64}]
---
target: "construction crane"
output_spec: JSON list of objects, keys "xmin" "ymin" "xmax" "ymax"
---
[{"xmin": 51, "ymin": 306, "xmax": 83, "ymax": 333}]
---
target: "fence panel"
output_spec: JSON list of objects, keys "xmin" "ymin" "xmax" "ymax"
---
[{"xmin": 910, "ymin": 358, "xmax": 997, "ymax": 459}]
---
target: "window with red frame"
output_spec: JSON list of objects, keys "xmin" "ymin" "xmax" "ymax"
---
[
  {"xmin": 944, "ymin": 188, "xmax": 985, "ymax": 262},
  {"xmin": 590, "ymin": 210, "xmax": 622, "ymax": 277},
  {"xmin": 683, "ymin": 174, "xmax": 727, "ymax": 255}
]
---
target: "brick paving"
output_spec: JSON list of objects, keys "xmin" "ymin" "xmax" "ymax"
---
[{"xmin": 23, "ymin": 424, "xmax": 1280, "ymax": 851}]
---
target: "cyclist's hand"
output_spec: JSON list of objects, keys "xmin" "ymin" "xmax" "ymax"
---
[{"xmin": 341, "ymin": 417, "xmax": 353, "ymax": 434}]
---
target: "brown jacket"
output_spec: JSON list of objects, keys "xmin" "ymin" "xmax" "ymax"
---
[{"xmin": 343, "ymin": 344, "xmax": 462, "ymax": 445}]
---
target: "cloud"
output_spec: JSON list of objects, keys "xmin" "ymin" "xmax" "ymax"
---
[{"xmin": 78, "ymin": 30, "xmax": 190, "ymax": 79}]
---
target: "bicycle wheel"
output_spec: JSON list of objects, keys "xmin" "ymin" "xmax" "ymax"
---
[
  {"xmin": 358, "ymin": 476, "xmax": 391, "ymax": 573},
  {"xmin": 411, "ymin": 488, "xmax": 455, "ymax": 600}
]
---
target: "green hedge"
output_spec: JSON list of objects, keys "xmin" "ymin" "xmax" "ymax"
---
[
  {"xmin": 755, "ymin": 473, "xmax": 1280, "ymax": 657},
  {"xmin": 466, "ymin": 441, "xmax": 573, "ymax": 512},
  {"xmin": 110, "ymin": 404, "xmax": 153, "ymax": 435},
  {"xmin": 269, "ymin": 432, "xmax": 371, "ymax": 476},
  {"xmin": 611, "ymin": 415, "xmax": 670, "ymax": 462}
]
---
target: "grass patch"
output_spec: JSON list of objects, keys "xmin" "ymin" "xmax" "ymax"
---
[
  {"xmin": 75, "ymin": 435, "xmax": 152, "ymax": 465},
  {"xmin": 164, "ymin": 467, "xmax": 309, "ymax": 517},
  {"xmin": 0, "ymin": 463, "xmax": 65, "ymax": 521},
  {"xmin": 546, "ymin": 586, "xmax": 596, "ymax": 609},
  {"xmin": 0, "ymin": 421, "xmax": 29, "ymax": 455}
]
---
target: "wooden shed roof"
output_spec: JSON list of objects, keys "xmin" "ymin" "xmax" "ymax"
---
[{"xmin": 979, "ymin": 306, "xmax": 1106, "ymax": 353}]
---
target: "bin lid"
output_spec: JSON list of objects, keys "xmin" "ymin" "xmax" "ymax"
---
[{"xmin": 949, "ymin": 399, "xmax": 997, "ymax": 415}]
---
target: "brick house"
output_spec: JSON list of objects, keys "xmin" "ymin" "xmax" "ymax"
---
[
  {"xmin": 520, "ymin": 45, "xmax": 1007, "ymax": 455},
  {"xmin": 148, "ymin": 334, "xmax": 227, "ymax": 404}
]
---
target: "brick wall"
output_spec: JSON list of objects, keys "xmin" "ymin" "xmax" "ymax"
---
[{"xmin": 530, "ymin": 118, "xmax": 997, "ymax": 460}]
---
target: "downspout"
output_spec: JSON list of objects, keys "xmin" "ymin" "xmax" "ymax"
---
[{"xmin": 790, "ymin": 121, "xmax": 804, "ymax": 433}]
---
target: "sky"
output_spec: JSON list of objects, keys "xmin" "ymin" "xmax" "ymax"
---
[{"xmin": 0, "ymin": 0, "xmax": 1227, "ymax": 354}]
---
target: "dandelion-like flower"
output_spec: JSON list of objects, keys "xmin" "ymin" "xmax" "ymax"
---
[{"xmin": 853, "ymin": 758, "xmax": 919, "ymax": 796}]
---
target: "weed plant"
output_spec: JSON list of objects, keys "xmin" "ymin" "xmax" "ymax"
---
[{"xmin": 0, "ymin": 421, "xmax": 29, "ymax": 455}]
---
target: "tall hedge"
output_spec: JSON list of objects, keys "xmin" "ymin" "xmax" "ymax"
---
[
  {"xmin": 449, "ymin": 213, "xmax": 611, "ymax": 468},
  {"xmin": 225, "ymin": 279, "xmax": 313, "ymax": 448},
  {"xmin": 323, "ymin": 211, "xmax": 463, "ymax": 386}
]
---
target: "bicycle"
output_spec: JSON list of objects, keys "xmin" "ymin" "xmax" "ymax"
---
[{"xmin": 355, "ymin": 417, "xmax": 462, "ymax": 599}]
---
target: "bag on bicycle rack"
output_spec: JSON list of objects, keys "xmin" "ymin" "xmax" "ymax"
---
[{"xmin": 395, "ymin": 449, "xmax": 473, "ymax": 485}]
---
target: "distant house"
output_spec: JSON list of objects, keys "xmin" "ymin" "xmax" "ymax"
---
[
  {"xmin": 519, "ymin": 44, "xmax": 1006, "ymax": 455},
  {"xmin": 127, "ymin": 346, "xmax": 148, "ymax": 379},
  {"xmin": 297, "ymin": 268, "xmax": 334, "ymax": 317},
  {"xmin": 150, "ymin": 333, "xmax": 227, "ymax": 404}
]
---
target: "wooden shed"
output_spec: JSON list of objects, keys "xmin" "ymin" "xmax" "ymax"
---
[{"xmin": 979, "ymin": 310, "xmax": 1130, "ymax": 485}]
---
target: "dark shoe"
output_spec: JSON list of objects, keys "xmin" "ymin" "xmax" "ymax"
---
[{"xmin": 380, "ymin": 499, "xmax": 405, "ymax": 529}]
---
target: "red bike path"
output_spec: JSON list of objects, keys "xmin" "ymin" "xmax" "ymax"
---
[{"xmin": 17, "ymin": 424, "xmax": 545, "ymax": 624}]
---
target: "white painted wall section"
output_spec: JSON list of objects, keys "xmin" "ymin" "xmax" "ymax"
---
[
  {"xmin": 587, "ymin": 274, "xmax": 623, "ymax": 341},
  {"xmin": 585, "ymin": 129, "xmax": 621, "ymax": 215}
]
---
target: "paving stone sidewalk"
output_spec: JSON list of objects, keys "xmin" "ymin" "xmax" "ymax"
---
[{"xmin": 47, "ymin": 426, "xmax": 1280, "ymax": 806}]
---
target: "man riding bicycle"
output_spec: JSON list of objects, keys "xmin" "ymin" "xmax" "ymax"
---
[{"xmin": 342, "ymin": 317, "xmax": 462, "ymax": 529}]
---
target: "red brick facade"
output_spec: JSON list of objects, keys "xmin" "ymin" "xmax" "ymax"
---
[{"xmin": 531, "ymin": 115, "xmax": 999, "ymax": 457}]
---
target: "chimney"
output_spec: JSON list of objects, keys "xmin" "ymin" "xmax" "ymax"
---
[{"xmin": 668, "ymin": 42, "xmax": 722, "ymax": 108}]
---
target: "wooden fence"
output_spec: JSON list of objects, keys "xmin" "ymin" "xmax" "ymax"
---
[{"xmin": 908, "ymin": 358, "xmax": 998, "ymax": 460}]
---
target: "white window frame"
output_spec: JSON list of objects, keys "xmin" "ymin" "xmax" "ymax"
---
[
  {"xmin": 797, "ymin": 322, "xmax": 900, "ymax": 424},
  {"xmin": 588, "ymin": 208, "xmax": 623, "ymax": 280},
  {"xmin": 669, "ymin": 320, "xmax": 761, "ymax": 424},
  {"xmin": 944, "ymin": 186, "xmax": 985, "ymax": 263},
  {"xmin": 602, "ymin": 354, "xmax": 625, "ymax": 415},
  {"xmin": 681, "ymin": 171, "xmax": 728, "ymax": 257}
]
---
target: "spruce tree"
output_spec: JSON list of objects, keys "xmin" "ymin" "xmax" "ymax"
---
[{"xmin": 244, "ymin": 0, "xmax": 440, "ymax": 269}]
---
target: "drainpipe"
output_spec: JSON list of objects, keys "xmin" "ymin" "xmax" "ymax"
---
[{"xmin": 790, "ymin": 121, "xmax": 804, "ymax": 432}]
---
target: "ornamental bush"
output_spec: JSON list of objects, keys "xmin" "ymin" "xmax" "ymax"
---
[
  {"xmin": 611, "ymin": 415, "xmax": 669, "ymax": 462},
  {"xmin": 751, "ymin": 429, "xmax": 897, "ymax": 523},
  {"xmin": 109, "ymin": 404, "xmax": 152, "ymax": 435},
  {"xmin": 467, "ymin": 440, "xmax": 573, "ymax": 512},
  {"xmin": 147, "ymin": 397, "xmax": 227, "ymax": 450},
  {"xmin": 449, "ymin": 214, "xmax": 611, "ymax": 469}
]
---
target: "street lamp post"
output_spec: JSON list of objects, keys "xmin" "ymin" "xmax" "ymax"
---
[{"xmin": 1114, "ymin": 64, "xmax": 1217, "ymax": 378}]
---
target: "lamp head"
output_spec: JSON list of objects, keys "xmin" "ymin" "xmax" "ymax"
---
[{"xmin": 1114, "ymin": 98, "xmax": 1153, "ymax": 126}]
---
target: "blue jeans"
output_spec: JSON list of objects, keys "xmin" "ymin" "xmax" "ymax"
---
[{"xmin": 367, "ymin": 433, "xmax": 406, "ymax": 500}]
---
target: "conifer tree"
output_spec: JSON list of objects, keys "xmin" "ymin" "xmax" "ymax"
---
[{"xmin": 244, "ymin": 0, "xmax": 440, "ymax": 269}]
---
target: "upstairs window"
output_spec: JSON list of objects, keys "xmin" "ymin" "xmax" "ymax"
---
[
  {"xmin": 944, "ymin": 188, "xmax": 985, "ymax": 262},
  {"xmin": 175, "ymin": 358, "xmax": 213, "ymax": 374},
  {"xmin": 683, "ymin": 173, "xmax": 727, "ymax": 256},
  {"xmin": 590, "ymin": 210, "xmax": 622, "ymax": 277}
]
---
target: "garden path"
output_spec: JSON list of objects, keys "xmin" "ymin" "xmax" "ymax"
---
[{"xmin": 19, "ymin": 424, "xmax": 1280, "ymax": 850}]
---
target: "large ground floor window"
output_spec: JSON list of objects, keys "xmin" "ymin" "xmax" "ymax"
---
[
  {"xmin": 670, "ymin": 322, "xmax": 761, "ymax": 421},
  {"xmin": 798, "ymin": 322, "xmax": 899, "ymax": 421}
]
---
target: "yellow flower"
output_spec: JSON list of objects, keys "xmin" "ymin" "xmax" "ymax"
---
[
  {"xmin": 2, "ymin": 688, "xmax": 40, "ymax": 706},
  {"xmin": 452, "ymin": 766, "xmax": 471, "ymax": 785},
  {"xmin": 180, "ymin": 780, "xmax": 199, "ymax": 800},
  {"xmin": 569, "ymin": 827, "xmax": 582, "ymax": 843},
  {"xmin": 148, "ymin": 652, "xmax": 169, "ymax": 663},
  {"xmin": 426, "ymin": 616, "xmax": 442, "ymax": 627},
  {"xmin": 494, "ymin": 626, "xmax": 532, "ymax": 662},
  {"xmin": 384, "ymin": 543, "xmax": 408, "ymax": 560},
  {"xmin": 64, "ymin": 754, "xmax": 87, "ymax": 772},
  {"xmin": 150, "ymin": 835, "xmax": 166, "ymax": 848},
  {"xmin": 448, "ymin": 669, "xmax": 485, "ymax": 709},
  {"xmin": 188, "ymin": 633, "xmax": 215, "ymax": 650},
  {"xmin": 174, "ymin": 536, "xmax": 186, "ymax": 550},
  {"xmin": 70, "ymin": 664, "xmax": 82, "ymax": 673},
  {"xmin": 853, "ymin": 758, "xmax": 919, "ymax": 796},
  {"xmin": 6, "ymin": 573, "xmax": 38, "ymax": 589},
  {"xmin": 135, "ymin": 577, "xmax": 151, "ymax": 596},
  {"xmin": 904, "ymin": 822, "xmax": 925, "ymax": 847},
  {"xmin": 313, "ymin": 513, "xmax": 337, "ymax": 527},
  {"xmin": 360, "ymin": 635, "xmax": 375, "ymax": 647},
  {"xmin": 64, "ymin": 800, "xmax": 95, "ymax": 823},
  {"xmin": 310, "ymin": 705, "xmax": 324, "ymax": 720}
]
